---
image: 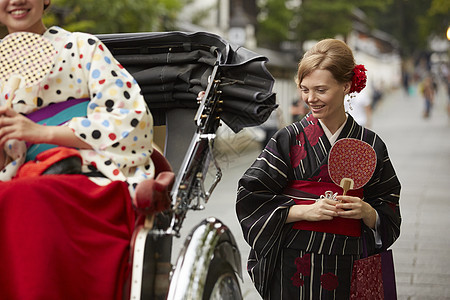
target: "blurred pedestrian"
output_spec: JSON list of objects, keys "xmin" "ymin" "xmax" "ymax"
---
[
  {"xmin": 420, "ymin": 74, "xmax": 436, "ymax": 118},
  {"xmin": 441, "ymin": 64, "xmax": 450, "ymax": 118},
  {"xmin": 371, "ymin": 82, "xmax": 383, "ymax": 109},
  {"xmin": 260, "ymin": 109, "xmax": 282, "ymax": 149},
  {"xmin": 290, "ymin": 98, "xmax": 310, "ymax": 122},
  {"xmin": 402, "ymin": 70, "xmax": 410, "ymax": 96},
  {"xmin": 236, "ymin": 38, "xmax": 401, "ymax": 299},
  {"xmin": 344, "ymin": 87, "xmax": 372, "ymax": 128}
]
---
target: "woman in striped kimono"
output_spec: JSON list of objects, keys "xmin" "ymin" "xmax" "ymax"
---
[{"xmin": 236, "ymin": 39, "xmax": 401, "ymax": 299}]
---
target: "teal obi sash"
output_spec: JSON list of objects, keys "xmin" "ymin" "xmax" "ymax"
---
[{"xmin": 25, "ymin": 98, "xmax": 90, "ymax": 161}]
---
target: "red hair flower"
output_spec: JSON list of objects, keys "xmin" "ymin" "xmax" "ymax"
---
[{"xmin": 350, "ymin": 64, "xmax": 367, "ymax": 93}]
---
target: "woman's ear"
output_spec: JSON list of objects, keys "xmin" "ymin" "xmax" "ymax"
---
[{"xmin": 344, "ymin": 82, "xmax": 351, "ymax": 95}]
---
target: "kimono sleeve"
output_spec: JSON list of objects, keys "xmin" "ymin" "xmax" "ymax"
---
[
  {"xmin": 67, "ymin": 35, "xmax": 153, "ymax": 166},
  {"xmin": 364, "ymin": 136, "xmax": 401, "ymax": 253},
  {"xmin": 236, "ymin": 128, "xmax": 296, "ymax": 259}
]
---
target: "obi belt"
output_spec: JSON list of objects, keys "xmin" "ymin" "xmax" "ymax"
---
[
  {"xmin": 25, "ymin": 98, "xmax": 90, "ymax": 161},
  {"xmin": 284, "ymin": 180, "xmax": 364, "ymax": 237}
]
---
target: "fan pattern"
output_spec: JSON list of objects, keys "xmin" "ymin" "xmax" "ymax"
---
[
  {"xmin": 0, "ymin": 32, "xmax": 56, "ymax": 87},
  {"xmin": 328, "ymin": 138, "xmax": 377, "ymax": 189}
]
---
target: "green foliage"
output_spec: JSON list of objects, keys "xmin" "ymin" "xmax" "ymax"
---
[
  {"xmin": 425, "ymin": 0, "xmax": 449, "ymax": 39},
  {"xmin": 296, "ymin": 0, "xmax": 355, "ymax": 43},
  {"xmin": 256, "ymin": 0, "xmax": 391, "ymax": 49},
  {"xmin": 44, "ymin": 0, "xmax": 185, "ymax": 34},
  {"xmin": 257, "ymin": 0, "xmax": 295, "ymax": 48},
  {"xmin": 369, "ymin": 0, "xmax": 448, "ymax": 56},
  {"xmin": 256, "ymin": 0, "xmax": 447, "ymax": 57},
  {"xmin": 190, "ymin": 2, "xmax": 216, "ymax": 26}
]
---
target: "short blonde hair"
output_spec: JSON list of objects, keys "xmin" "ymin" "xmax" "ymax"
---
[{"xmin": 296, "ymin": 39, "xmax": 355, "ymax": 87}]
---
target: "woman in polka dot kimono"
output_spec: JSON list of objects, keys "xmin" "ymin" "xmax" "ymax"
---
[{"xmin": 0, "ymin": 1, "xmax": 155, "ymax": 299}]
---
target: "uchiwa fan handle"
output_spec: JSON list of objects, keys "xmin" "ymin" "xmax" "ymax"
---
[{"xmin": 340, "ymin": 178, "xmax": 354, "ymax": 196}]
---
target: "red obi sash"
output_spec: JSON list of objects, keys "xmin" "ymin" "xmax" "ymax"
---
[{"xmin": 284, "ymin": 180, "xmax": 363, "ymax": 237}]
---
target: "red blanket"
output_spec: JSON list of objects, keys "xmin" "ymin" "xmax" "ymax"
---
[{"xmin": 0, "ymin": 175, "xmax": 135, "ymax": 300}]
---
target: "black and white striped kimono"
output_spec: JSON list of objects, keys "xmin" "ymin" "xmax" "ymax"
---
[{"xmin": 236, "ymin": 112, "xmax": 401, "ymax": 299}]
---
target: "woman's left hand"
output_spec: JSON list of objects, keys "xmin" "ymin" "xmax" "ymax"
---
[
  {"xmin": 335, "ymin": 195, "xmax": 377, "ymax": 229},
  {"xmin": 0, "ymin": 106, "xmax": 48, "ymax": 146}
]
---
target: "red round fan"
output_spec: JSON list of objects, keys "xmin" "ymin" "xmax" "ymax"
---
[
  {"xmin": 328, "ymin": 138, "xmax": 377, "ymax": 195},
  {"xmin": 0, "ymin": 31, "xmax": 56, "ymax": 107}
]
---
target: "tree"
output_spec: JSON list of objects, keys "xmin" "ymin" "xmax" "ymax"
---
[
  {"xmin": 256, "ymin": 0, "xmax": 391, "ymax": 51},
  {"xmin": 256, "ymin": 0, "xmax": 448, "ymax": 58},
  {"xmin": 296, "ymin": 0, "xmax": 356, "ymax": 44},
  {"xmin": 419, "ymin": 0, "xmax": 449, "ymax": 48},
  {"xmin": 44, "ymin": 0, "xmax": 185, "ymax": 34},
  {"xmin": 368, "ymin": 0, "xmax": 448, "ymax": 57},
  {"xmin": 256, "ymin": 0, "xmax": 296, "ymax": 49}
]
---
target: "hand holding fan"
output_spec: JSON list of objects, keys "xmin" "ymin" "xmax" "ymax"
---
[
  {"xmin": 328, "ymin": 138, "xmax": 377, "ymax": 195},
  {"xmin": 0, "ymin": 31, "xmax": 56, "ymax": 108}
]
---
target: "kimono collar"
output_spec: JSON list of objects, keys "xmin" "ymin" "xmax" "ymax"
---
[
  {"xmin": 319, "ymin": 114, "xmax": 348, "ymax": 145},
  {"xmin": 42, "ymin": 26, "xmax": 70, "ymax": 43}
]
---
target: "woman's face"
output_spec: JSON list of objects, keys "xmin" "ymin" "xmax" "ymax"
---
[
  {"xmin": 299, "ymin": 69, "xmax": 350, "ymax": 130},
  {"xmin": 0, "ymin": 0, "xmax": 49, "ymax": 34}
]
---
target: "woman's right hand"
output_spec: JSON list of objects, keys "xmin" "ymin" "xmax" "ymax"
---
[
  {"xmin": 0, "ymin": 106, "xmax": 47, "ymax": 146},
  {"xmin": 0, "ymin": 106, "xmax": 92, "ymax": 149},
  {"xmin": 286, "ymin": 198, "xmax": 340, "ymax": 223}
]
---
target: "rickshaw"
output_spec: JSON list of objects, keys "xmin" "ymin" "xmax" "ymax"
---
[{"xmin": 97, "ymin": 31, "xmax": 277, "ymax": 299}]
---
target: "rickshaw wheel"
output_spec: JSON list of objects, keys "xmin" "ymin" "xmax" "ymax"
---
[{"xmin": 203, "ymin": 257, "xmax": 242, "ymax": 300}]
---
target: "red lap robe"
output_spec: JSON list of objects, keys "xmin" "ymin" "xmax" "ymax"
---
[{"xmin": 0, "ymin": 174, "xmax": 135, "ymax": 300}]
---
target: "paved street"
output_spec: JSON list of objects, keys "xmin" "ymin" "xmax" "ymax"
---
[
  {"xmin": 171, "ymin": 82, "xmax": 450, "ymax": 299},
  {"xmin": 371, "ymin": 84, "xmax": 450, "ymax": 300}
]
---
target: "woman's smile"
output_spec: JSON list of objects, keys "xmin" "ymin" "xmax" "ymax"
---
[
  {"xmin": 309, "ymin": 104, "xmax": 325, "ymax": 113},
  {"xmin": 0, "ymin": 0, "xmax": 48, "ymax": 34},
  {"xmin": 10, "ymin": 9, "xmax": 29, "ymax": 18}
]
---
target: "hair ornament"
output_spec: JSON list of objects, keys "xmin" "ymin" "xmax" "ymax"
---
[{"xmin": 350, "ymin": 64, "xmax": 367, "ymax": 94}]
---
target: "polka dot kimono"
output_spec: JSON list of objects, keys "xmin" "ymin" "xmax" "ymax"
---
[{"xmin": 0, "ymin": 26, "xmax": 154, "ymax": 196}]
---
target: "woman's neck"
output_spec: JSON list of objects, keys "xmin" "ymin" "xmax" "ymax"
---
[
  {"xmin": 319, "ymin": 114, "xmax": 348, "ymax": 145},
  {"xmin": 320, "ymin": 113, "xmax": 347, "ymax": 135},
  {"xmin": 8, "ymin": 22, "xmax": 47, "ymax": 35}
]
